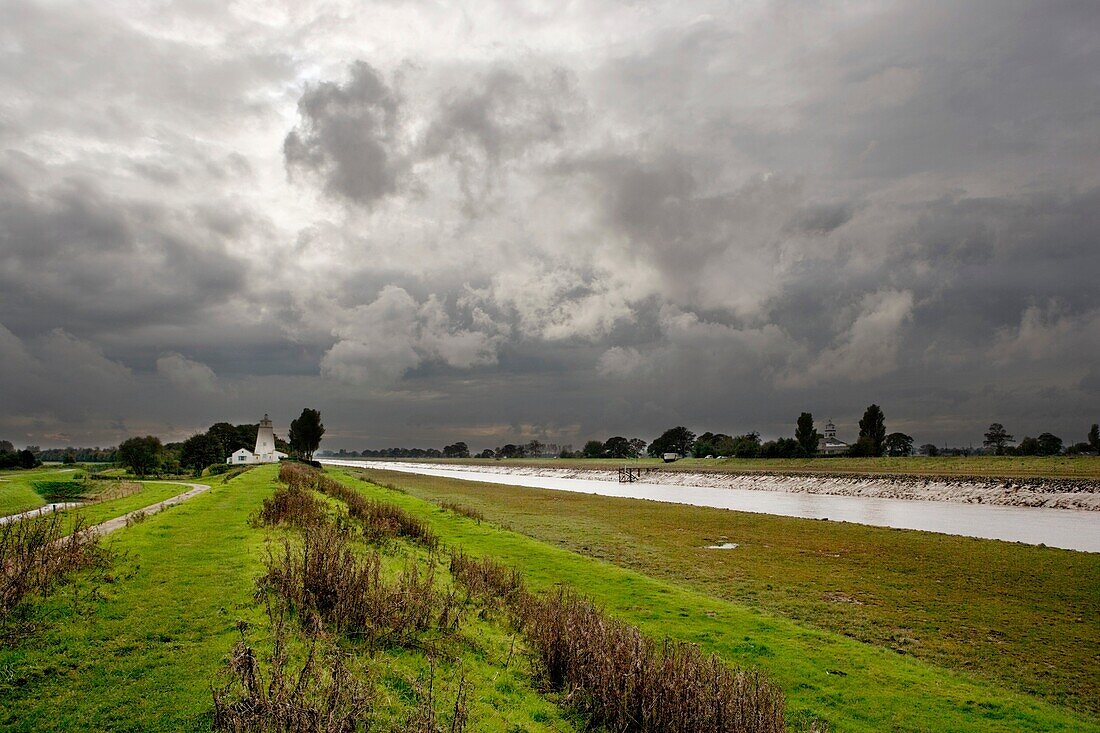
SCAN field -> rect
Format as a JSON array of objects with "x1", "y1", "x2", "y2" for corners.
[
  {"x1": 343, "y1": 467, "x2": 1100, "y2": 716},
  {"x1": 378, "y1": 455, "x2": 1100, "y2": 480},
  {"x1": 2, "y1": 464, "x2": 1096, "y2": 732}
]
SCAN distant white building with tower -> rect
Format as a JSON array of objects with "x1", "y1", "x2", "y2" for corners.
[
  {"x1": 227, "y1": 414, "x2": 288, "y2": 464},
  {"x1": 818, "y1": 419, "x2": 850, "y2": 455}
]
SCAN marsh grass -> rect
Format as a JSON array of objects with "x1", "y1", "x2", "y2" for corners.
[
  {"x1": 439, "y1": 503, "x2": 484, "y2": 524},
  {"x1": 256, "y1": 485, "x2": 328, "y2": 529},
  {"x1": 212, "y1": 598, "x2": 373, "y2": 732},
  {"x1": 280, "y1": 463, "x2": 438, "y2": 549},
  {"x1": 447, "y1": 550, "x2": 796, "y2": 733},
  {"x1": 260, "y1": 524, "x2": 457, "y2": 651}
]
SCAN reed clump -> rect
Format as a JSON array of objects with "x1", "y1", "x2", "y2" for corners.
[
  {"x1": 212, "y1": 601, "x2": 373, "y2": 732},
  {"x1": 260, "y1": 525, "x2": 456, "y2": 650},
  {"x1": 1, "y1": 513, "x2": 108, "y2": 618},
  {"x1": 449, "y1": 551, "x2": 524, "y2": 605},
  {"x1": 439, "y1": 503, "x2": 484, "y2": 524},
  {"x1": 516, "y1": 587, "x2": 789, "y2": 733},
  {"x1": 278, "y1": 463, "x2": 438, "y2": 549},
  {"x1": 446, "y1": 550, "x2": 799, "y2": 733},
  {"x1": 256, "y1": 485, "x2": 328, "y2": 529}
]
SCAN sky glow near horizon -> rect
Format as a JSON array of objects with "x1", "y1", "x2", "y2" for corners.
[{"x1": 1, "y1": 0, "x2": 1098, "y2": 450}]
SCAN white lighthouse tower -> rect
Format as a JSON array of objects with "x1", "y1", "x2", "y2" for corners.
[
  {"x1": 227, "y1": 414, "x2": 287, "y2": 465},
  {"x1": 254, "y1": 414, "x2": 276, "y2": 462}
]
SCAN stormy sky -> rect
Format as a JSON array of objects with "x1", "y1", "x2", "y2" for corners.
[{"x1": 1, "y1": 0, "x2": 1098, "y2": 450}]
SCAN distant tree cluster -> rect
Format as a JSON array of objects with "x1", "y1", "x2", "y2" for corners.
[{"x1": 0, "y1": 441, "x2": 40, "y2": 470}]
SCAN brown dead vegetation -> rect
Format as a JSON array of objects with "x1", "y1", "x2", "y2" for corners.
[
  {"x1": 212, "y1": 599, "x2": 373, "y2": 732},
  {"x1": 1, "y1": 513, "x2": 108, "y2": 619},
  {"x1": 260, "y1": 524, "x2": 457, "y2": 651}
]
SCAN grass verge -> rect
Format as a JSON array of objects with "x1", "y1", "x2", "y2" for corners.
[{"x1": 331, "y1": 467, "x2": 1099, "y2": 732}]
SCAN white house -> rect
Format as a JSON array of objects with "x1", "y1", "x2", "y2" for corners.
[
  {"x1": 818, "y1": 420, "x2": 850, "y2": 455},
  {"x1": 226, "y1": 414, "x2": 288, "y2": 465}
]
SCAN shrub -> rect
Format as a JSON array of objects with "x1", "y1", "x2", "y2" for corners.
[{"x1": 1, "y1": 514, "x2": 108, "y2": 618}]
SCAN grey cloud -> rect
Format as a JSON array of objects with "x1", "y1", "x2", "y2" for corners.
[
  {"x1": 284, "y1": 61, "x2": 405, "y2": 205},
  {"x1": 2, "y1": 0, "x2": 1099, "y2": 450}
]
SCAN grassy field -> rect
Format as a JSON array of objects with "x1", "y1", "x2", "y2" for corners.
[
  {"x1": 330, "y1": 468, "x2": 1097, "y2": 732},
  {"x1": 342, "y1": 467, "x2": 1100, "y2": 717},
  {"x1": 3, "y1": 464, "x2": 1096, "y2": 731},
  {"x1": 0, "y1": 466, "x2": 579, "y2": 732},
  {"x1": 378, "y1": 455, "x2": 1100, "y2": 479}
]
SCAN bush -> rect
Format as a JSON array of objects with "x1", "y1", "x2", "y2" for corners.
[
  {"x1": 440, "y1": 502, "x2": 484, "y2": 524},
  {"x1": 449, "y1": 551, "x2": 524, "y2": 605}
]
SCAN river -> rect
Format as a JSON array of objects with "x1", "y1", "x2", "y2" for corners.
[{"x1": 321, "y1": 460, "x2": 1100, "y2": 552}]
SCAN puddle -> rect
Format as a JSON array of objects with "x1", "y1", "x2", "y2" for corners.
[{"x1": 705, "y1": 542, "x2": 739, "y2": 549}]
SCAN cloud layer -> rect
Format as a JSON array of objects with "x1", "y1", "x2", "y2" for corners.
[{"x1": 1, "y1": 0, "x2": 1098, "y2": 449}]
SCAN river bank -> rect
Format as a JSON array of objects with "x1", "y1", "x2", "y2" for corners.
[{"x1": 359, "y1": 460, "x2": 1100, "y2": 510}]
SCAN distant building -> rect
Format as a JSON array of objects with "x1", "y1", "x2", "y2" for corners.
[
  {"x1": 227, "y1": 414, "x2": 288, "y2": 464},
  {"x1": 818, "y1": 420, "x2": 849, "y2": 455}
]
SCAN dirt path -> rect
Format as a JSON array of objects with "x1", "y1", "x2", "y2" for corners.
[
  {"x1": 88, "y1": 481, "x2": 210, "y2": 536},
  {"x1": 0, "y1": 502, "x2": 84, "y2": 525}
]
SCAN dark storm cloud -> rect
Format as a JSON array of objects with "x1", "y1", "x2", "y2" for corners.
[
  {"x1": 284, "y1": 61, "x2": 405, "y2": 206},
  {"x1": 1, "y1": 0, "x2": 1098, "y2": 449},
  {"x1": 0, "y1": 161, "x2": 248, "y2": 336}
]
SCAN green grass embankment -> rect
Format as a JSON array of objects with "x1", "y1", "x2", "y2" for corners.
[
  {"x1": 0, "y1": 466, "x2": 578, "y2": 732},
  {"x1": 331, "y1": 467, "x2": 1099, "y2": 732},
  {"x1": 341, "y1": 467, "x2": 1100, "y2": 715}
]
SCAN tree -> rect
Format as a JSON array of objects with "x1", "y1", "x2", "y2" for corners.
[
  {"x1": 884, "y1": 432, "x2": 914, "y2": 457},
  {"x1": 207, "y1": 422, "x2": 258, "y2": 456},
  {"x1": 760, "y1": 438, "x2": 806, "y2": 459},
  {"x1": 647, "y1": 427, "x2": 696, "y2": 457},
  {"x1": 180, "y1": 433, "x2": 224, "y2": 474},
  {"x1": 18, "y1": 449, "x2": 38, "y2": 469},
  {"x1": 1015, "y1": 436, "x2": 1040, "y2": 456},
  {"x1": 289, "y1": 408, "x2": 325, "y2": 461},
  {"x1": 581, "y1": 440, "x2": 605, "y2": 458},
  {"x1": 0, "y1": 440, "x2": 13, "y2": 453},
  {"x1": 603, "y1": 436, "x2": 635, "y2": 459},
  {"x1": 443, "y1": 442, "x2": 470, "y2": 458},
  {"x1": 477, "y1": 448, "x2": 495, "y2": 459},
  {"x1": 525, "y1": 440, "x2": 544, "y2": 458},
  {"x1": 795, "y1": 413, "x2": 818, "y2": 456},
  {"x1": 982, "y1": 423, "x2": 1015, "y2": 455},
  {"x1": 117, "y1": 436, "x2": 163, "y2": 477},
  {"x1": 1036, "y1": 432, "x2": 1063, "y2": 456},
  {"x1": 730, "y1": 432, "x2": 762, "y2": 458},
  {"x1": 857, "y1": 404, "x2": 887, "y2": 457},
  {"x1": 919, "y1": 443, "x2": 939, "y2": 457},
  {"x1": 1089, "y1": 424, "x2": 1100, "y2": 454},
  {"x1": 628, "y1": 438, "x2": 647, "y2": 457}
]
